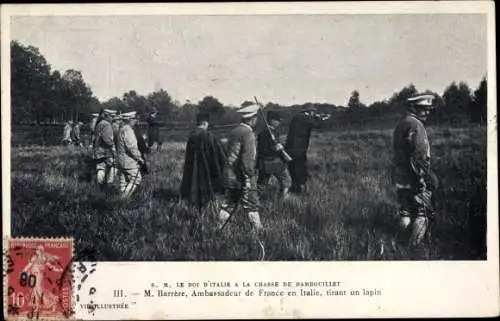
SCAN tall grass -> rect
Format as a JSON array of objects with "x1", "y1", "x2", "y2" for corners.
[{"x1": 10, "y1": 125, "x2": 486, "y2": 261}]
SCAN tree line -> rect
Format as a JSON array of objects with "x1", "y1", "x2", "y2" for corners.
[{"x1": 11, "y1": 40, "x2": 487, "y2": 127}]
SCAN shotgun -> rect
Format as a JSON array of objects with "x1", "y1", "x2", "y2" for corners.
[{"x1": 253, "y1": 97, "x2": 292, "y2": 163}]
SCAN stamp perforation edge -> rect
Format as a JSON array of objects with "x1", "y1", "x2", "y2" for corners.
[{"x1": 3, "y1": 237, "x2": 75, "y2": 321}]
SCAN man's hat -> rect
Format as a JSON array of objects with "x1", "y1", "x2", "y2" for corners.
[
  {"x1": 407, "y1": 94, "x2": 435, "y2": 108},
  {"x1": 120, "y1": 111, "x2": 137, "y2": 120},
  {"x1": 196, "y1": 112, "x2": 210, "y2": 124},
  {"x1": 237, "y1": 103, "x2": 260, "y2": 119},
  {"x1": 103, "y1": 109, "x2": 118, "y2": 116}
]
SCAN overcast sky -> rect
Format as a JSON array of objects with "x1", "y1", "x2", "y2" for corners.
[{"x1": 10, "y1": 14, "x2": 487, "y2": 106}]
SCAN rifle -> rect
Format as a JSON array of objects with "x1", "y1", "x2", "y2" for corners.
[{"x1": 253, "y1": 97, "x2": 293, "y2": 163}]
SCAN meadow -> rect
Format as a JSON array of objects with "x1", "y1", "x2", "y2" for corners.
[{"x1": 10, "y1": 124, "x2": 487, "y2": 261}]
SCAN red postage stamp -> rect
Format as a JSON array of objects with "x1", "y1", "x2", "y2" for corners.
[{"x1": 4, "y1": 238, "x2": 74, "y2": 320}]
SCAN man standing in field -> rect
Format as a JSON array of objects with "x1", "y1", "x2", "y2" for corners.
[
  {"x1": 392, "y1": 94, "x2": 438, "y2": 248},
  {"x1": 285, "y1": 107, "x2": 330, "y2": 194},
  {"x1": 92, "y1": 109, "x2": 117, "y2": 190},
  {"x1": 180, "y1": 112, "x2": 227, "y2": 210},
  {"x1": 71, "y1": 121, "x2": 83, "y2": 147},
  {"x1": 147, "y1": 109, "x2": 163, "y2": 152},
  {"x1": 88, "y1": 112, "x2": 100, "y2": 148},
  {"x1": 218, "y1": 104, "x2": 262, "y2": 231},
  {"x1": 256, "y1": 111, "x2": 292, "y2": 199},
  {"x1": 62, "y1": 120, "x2": 73, "y2": 145},
  {"x1": 116, "y1": 111, "x2": 146, "y2": 199}
]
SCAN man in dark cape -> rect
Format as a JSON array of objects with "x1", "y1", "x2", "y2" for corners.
[{"x1": 180, "y1": 113, "x2": 227, "y2": 209}]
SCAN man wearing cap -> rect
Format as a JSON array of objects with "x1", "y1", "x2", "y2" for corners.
[
  {"x1": 88, "y1": 112, "x2": 100, "y2": 148},
  {"x1": 147, "y1": 110, "x2": 163, "y2": 152},
  {"x1": 62, "y1": 120, "x2": 73, "y2": 145},
  {"x1": 285, "y1": 107, "x2": 330, "y2": 194},
  {"x1": 116, "y1": 111, "x2": 145, "y2": 198},
  {"x1": 180, "y1": 112, "x2": 227, "y2": 209},
  {"x1": 92, "y1": 109, "x2": 117, "y2": 189},
  {"x1": 256, "y1": 111, "x2": 292, "y2": 199},
  {"x1": 219, "y1": 103, "x2": 263, "y2": 231},
  {"x1": 393, "y1": 94, "x2": 438, "y2": 248},
  {"x1": 71, "y1": 121, "x2": 83, "y2": 147}
]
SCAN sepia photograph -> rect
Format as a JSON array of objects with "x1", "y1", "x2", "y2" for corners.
[{"x1": 4, "y1": 7, "x2": 491, "y2": 263}]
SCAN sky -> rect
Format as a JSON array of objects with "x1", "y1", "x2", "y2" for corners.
[{"x1": 10, "y1": 14, "x2": 487, "y2": 107}]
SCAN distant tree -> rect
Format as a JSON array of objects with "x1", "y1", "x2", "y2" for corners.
[
  {"x1": 471, "y1": 77, "x2": 487, "y2": 123},
  {"x1": 61, "y1": 69, "x2": 93, "y2": 121},
  {"x1": 147, "y1": 89, "x2": 175, "y2": 117},
  {"x1": 442, "y1": 81, "x2": 472, "y2": 114},
  {"x1": 11, "y1": 40, "x2": 53, "y2": 123},
  {"x1": 389, "y1": 84, "x2": 418, "y2": 106},
  {"x1": 102, "y1": 97, "x2": 127, "y2": 112},
  {"x1": 198, "y1": 96, "x2": 225, "y2": 115}
]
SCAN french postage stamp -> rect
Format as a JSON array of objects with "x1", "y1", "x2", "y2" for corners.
[{"x1": 4, "y1": 238, "x2": 74, "y2": 320}]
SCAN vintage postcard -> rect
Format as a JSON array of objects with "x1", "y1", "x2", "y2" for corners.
[{"x1": 2, "y1": 1, "x2": 498, "y2": 319}]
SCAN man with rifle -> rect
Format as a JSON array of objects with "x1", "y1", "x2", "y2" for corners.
[
  {"x1": 392, "y1": 94, "x2": 438, "y2": 249},
  {"x1": 285, "y1": 106, "x2": 330, "y2": 194},
  {"x1": 256, "y1": 110, "x2": 292, "y2": 199},
  {"x1": 218, "y1": 103, "x2": 262, "y2": 231},
  {"x1": 92, "y1": 109, "x2": 117, "y2": 190}
]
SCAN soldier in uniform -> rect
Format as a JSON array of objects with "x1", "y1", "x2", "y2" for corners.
[
  {"x1": 92, "y1": 109, "x2": 117, "y2": 189},
  {"x1": 284, "y1": 107, "x2": 330, "y2": 193},
  {"x1": 88, "y1": 112, "x2": 100, "y2": 148},
  {"x1": 393, "y1": 94, "x2": 438, "y2": 248},
  {"x1": 218, "y1": 104, "x2": 262, "y2": 231},
  {"x1": 71, "y1": 121, "x2": 83, "y2": 147},
  {"x1": 116, "y1": 111, "x2": 145, "y2": 199},
  {"x1": 62, "y1": 120, "x2": 73, "y2": 145},
  {"x1": 256, "y1": 111, "x2": 292, "y2": 199}
]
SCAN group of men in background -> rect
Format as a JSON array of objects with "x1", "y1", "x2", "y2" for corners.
[
  {"x1": 61, "y1": 120, "x2": 84, "y2": 146},
  {"x1": 91, "y1": 109, "x2": 149, "y2": 198},
  {"x1": 78, "y1": 93, "x2": 437, "y2": 249}
]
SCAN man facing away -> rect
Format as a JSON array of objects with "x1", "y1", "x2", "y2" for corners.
[
  {"x1": 62, "y1": 120, "x2": 73, "y2": 145},
  {"x1": 180, "y1": 112, "x2": 227, "y2": 210},
  {"x1": 71, "y1": 121, "x2": 83, "y2": 147},
  {"x1": 92, "y1": 109, "x2": 117, "y2": 189},
  {"x1": 256, "y1": 111, "x2": 292, "y2": 199},
  {"x1": 147, "y1": 109, "x2": 163, "y2": 152},
  {"x1": 284, "y1": 107, "x2": 330, "y2": 194},
  {"x1": 393, "y1": 94, "x2": 438, "y2": 248},
  {"x1": 116, "y1": 111, "x2": 145, "y2": 199},
  {"x1": 218, "y1": 103, "x2": 262, "y2": 231}
]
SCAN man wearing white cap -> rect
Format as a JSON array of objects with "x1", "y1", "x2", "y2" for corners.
[
  {"x1": 92, "y1": 109, "x2": 117, "y2": 189},
  {"x1": 116, "y1": 111, "x2": 145, "y2": 198},
  {"x1": 219, "y1": 103, "x2": 263, "y2": 231},
  {"x1": 393, "y1": 94, "x2": 438, "y2": 249}
]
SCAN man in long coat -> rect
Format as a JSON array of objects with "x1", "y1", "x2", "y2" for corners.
[
  {"x1": 180, "y1": 112, "x2": 226, "y2": 210},
  {"x1": 92, "y1": 109, "x2": 117, "y2": 189},
  {"x1": 393, "y1": 94, "x2": 438, "y2": 247},
  {"x1": 284, "y1": 108, "x2": 330, "y2": 193},
  {"x1": 218, "y1": 104, "x2": 262, "y2": 231}
]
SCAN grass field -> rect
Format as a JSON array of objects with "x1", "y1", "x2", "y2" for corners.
[{"x1": 10, "y1": 124, "x2": 487, "y2": 261}]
